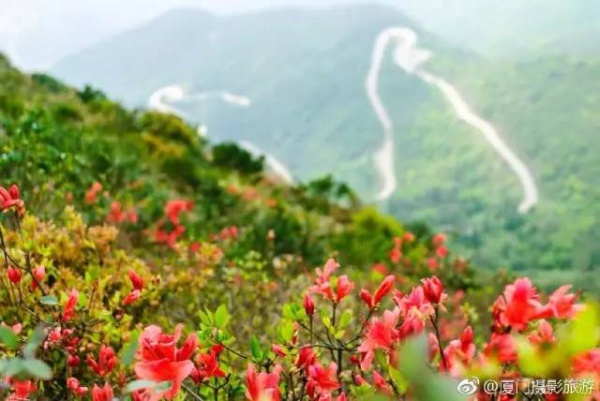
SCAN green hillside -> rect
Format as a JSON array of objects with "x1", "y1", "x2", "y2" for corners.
[
  {"x1": 49, "y1": 5, "x2": 600, "y2": 286},
  {"x1": 4, "y1": 51, "x2": 469, "y2": 277},
  {"x1": 433, "y1": 56, "x2": 600, "y2": 269},
  {"x1": 51, "y1": 6, "x2": 423, "y2": 190}
]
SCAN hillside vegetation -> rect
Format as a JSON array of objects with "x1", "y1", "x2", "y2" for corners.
[
  {"x1": 49, "y1": 5, "x2": 600, "y2": 284},
  {"x1": 1, "y1": 53, "x2": 600, "y2": 401},
  {"x1": 1, "y1": 47, "x2": 600, "y2": 401}
]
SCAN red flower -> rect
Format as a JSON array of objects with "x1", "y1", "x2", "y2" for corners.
[
  {"x1": 313, "y1": 258, "x2": 338, "y2": 285},
  {"x1": 307, "y1": 362, "x2": 340, "y2": 396},
  {"x1": 45, "y1": 326, "x2": 64, "y2": 348},
  {"x1": 31, "y1": 265, "x2": 46, "y2": 290},
  {"x1": 492, "y1": 278, "x2": 544, "y2": 331},
  {"x1": 245, "y1": 363, "x2": 282, "y2": 401},
  {"x1": 7, "y1": 267, "x2": 21, "y2": 284},
  {"x1": 335, "y1": 275, "x2": 354, "y2": 303},
  {"x1": 107, "y1": 201, "x2": 125, "y2": 223},
  {"x1": 67, "y1": 377, "x2": 88, "y2": 396},
  {"x1": 7, "y1": 379, "x2": 35, "y2": 401},
  {"x1": 271, "y1": 344, "x2": 287, "y2": 357},
  {"x1": 309, "y1": 259, "x2": 354, "y2": 303},
  {"x1": 357, "y1": 309, "x2": 400, "y2": 370},
  {"x1": 360, "y1": 290, "x2": 373, "y2": 309},
  {"x1": 354, "y1": 374, "x2": 368, "y2": 386},
  {"x1": 528, "y1": 320, "x2": 555, "y2": 345},
  {"x1": 62, "y1": 289, "x2": 79, "y2": 322},
  {"x1": 435, "y1": 246, "x2": 448, "y2": 259},
  {"x1": 483, "y1": 333, "x2": 517, "y2": 364},
  {"x1": 372, "y1": 263, "x2": 388, "y2": 276},
  {"x1": 443, "y1": 326, "x2": 476, "y2": 374},
  {"x1": 219, "y1": 225, "x2": 239, "y2": 241},
  {"x1": 91, "y1": 383, "x2": 113, "y2": 401},
  {"x1": 360, "y1": 275, "x2": 395, "y2": 309},
  {"x1": 395, "y1": 286, "x2": 435, "y2": 318},
  {"x1": 129, "y1": 269, "x2": 144, "y2": 290},
  {"x1": 421, "y1": 276, "x2": 445, "y2": 304},
  {"x1": 426, "y1": 257, "x2": 438, "y2": 271},
  {"x1": 537, "y1": 285, "x2": 582, "y2": 319},
  {"x1": 67, "y1": 354, "x2": 81, "y2": 367},
  {"x1": 126, "y1": 208, "x2": 138, "y2": 224},
  {"x1": 432, "y1": 233, "x2": 446, "y2": 247},
  {"x1": 191, "y1": 350, "x2": 226, "y2": 384},
  {"x1": 428, "y1": 332, "x2": 439, "y2": 362},
  {"x1": 85, "y1": 182, "x2": 103, "y2": 204},
  {"x1": 87, "y1": 345, "x2": 117, "y2": 377},
  {"x1": 123, "y1": 290, "x2": 142, "y2": 306},
  {"x1": 295, "y1": 347, "x2": 316, "y2": 370},
  {"x1": 134, "y1": 325, "x2": 197, "y2": 400},
  {"x1": 373, "y1": 370, "x2": 392, "y2": 395},
  {"x1": 0, "y1": 184, "x2": 25, "y2": 215},
  {"x1": 164, "y1": 199, "x2": 193, "y2": 226},
  {"x1": 303, "y1": 294, "x2": 315, "y2": 316},
  {"x1": 155, "y1": 223, "x2": 186, "y2": 248},
  {"x1": 572, "y1": 349, "x2": 600, "y2": 375},
  {"x1": 389, "y1": 248, "x2": 402, "y2": 264}
]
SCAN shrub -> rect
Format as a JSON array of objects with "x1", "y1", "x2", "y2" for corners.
[{"x1": 0, "y1": 184, "x2": 598, "y2": 400}]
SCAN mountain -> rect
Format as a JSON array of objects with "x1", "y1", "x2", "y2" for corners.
[
  {"x1": 49, "y1": 4, "x2": 600, "y2": 287},
  {"x1": 393, "y1": 0, "x2": 600, "y2": 58},
  {"x1": 52, "y1": 5, "x2": 439, "y2": 189},
  {"x1": 0, "y1": 51, "x2": 396, "y2": 271}
]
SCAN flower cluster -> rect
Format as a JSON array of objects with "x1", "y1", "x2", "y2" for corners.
[
  {"x1": 0, "y1": 184, "x2": 598, "y2": 401},
  {"x1": 155, "y1": 199, "x2": 194, "y2": 247}
]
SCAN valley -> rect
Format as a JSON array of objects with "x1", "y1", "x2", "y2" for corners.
[{"x1": 47, "y1": 4, "x2": 600, "y2": 282}]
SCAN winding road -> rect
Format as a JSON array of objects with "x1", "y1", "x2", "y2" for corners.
[
  {"x1": 366, "y1": 27, "x2": 539, "y2": 213},
  {"x1": 148, "y1": 85, "x2": 294, "y2": 184}
]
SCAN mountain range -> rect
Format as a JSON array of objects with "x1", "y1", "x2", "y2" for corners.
[{"x1": 48, "y1": 3, "x2": 600, "y2": 287}]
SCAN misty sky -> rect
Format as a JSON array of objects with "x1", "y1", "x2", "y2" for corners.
[
  {"x1": 0, "y1": 0, "x2": 370, "y2": 70},
  {"x1": 2, "y1": 0, "x2": 592, "y2": 71}
]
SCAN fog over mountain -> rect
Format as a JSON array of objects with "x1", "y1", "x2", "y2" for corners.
[
  {"x1": 0, "y1": 0, "x2": 359, "y2": 70},
  {"x1": 43, "y1": 1, "x2": 600, "y2": 279},
  {"x1": 3, "y1": 0, "x2": 599, "y2": 70}
]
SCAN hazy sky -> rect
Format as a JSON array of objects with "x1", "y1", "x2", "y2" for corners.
[
  {"x1": 0, "y1": 0, "x2": 372, "y2": 69},
  {"x1": 3, "y1": 0, "x2": 590, "y2": 70}
]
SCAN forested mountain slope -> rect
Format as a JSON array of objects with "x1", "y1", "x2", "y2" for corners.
[{"x1": 49, "y1": 5, "x2": 600, "y2": 285}]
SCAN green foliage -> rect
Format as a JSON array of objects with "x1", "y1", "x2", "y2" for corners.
[
  {"x1": 212, "y1": 142, "x2": 265, "y2": 175},
  {"x1": 46, "y1": 5, "x2": 600, "y2": 288}
]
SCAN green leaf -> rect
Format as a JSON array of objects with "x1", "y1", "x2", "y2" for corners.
[
  {"x1": 154, "y1": 381, "x2": 173, "y2": 391},
  {"x1": 214, "y1": 305, "x2": 230, "y2": 329},
  {"x1": 125, "y1": 379, "x2": 173, "y2": 393},
  {"x1": 338, "y1": 310, "x2": 353, "y2": 329},
  {"x1": 125, "y1": 380, "x2": 158, "y2": 393},
  {"x1": 198, "y1": 309, "x2": 212, "y2": 327},
  {"x1": 39, "y1": 295, "x2": 59, "y2": 306},
  {"x1": 388, "y1": 365, "x2": 408, "y2": 394},
  {"x1": 567, "y1": 304, "x2": 599, "y2": 355},
  {"x1": 279, "y1": 321, "x2": 294, "y2": 343},
  {"x1": 120, "y1": 335, "x2": 139, "y2": 366},
  {"x1": 282, "y1": 304, "x2": 294, "y2": 320},
  {"x1": 0, "y1": 357, "x2": 24, "y2": 377},
  {"x1": 250, "y1": 336, "x2": 263, "y2": 360},
  {"x1": 23, "y1": 359, "x2": 53, "y2": 380},
  {"x1": 321, "y1": 315, "x2": 334, "y2": 334},
  {"x1": 23, "y1": 326, "x2": 46, "y2": 360},
  {"x1": 517, "y1": 337, "x2": 548, "y2": 376},
  {"x1": 0, "y1": 326, "x2": 18, "y2": 350},
  {"x1": 399, "y1": 335, "x2": 468, "y2": 401}
]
